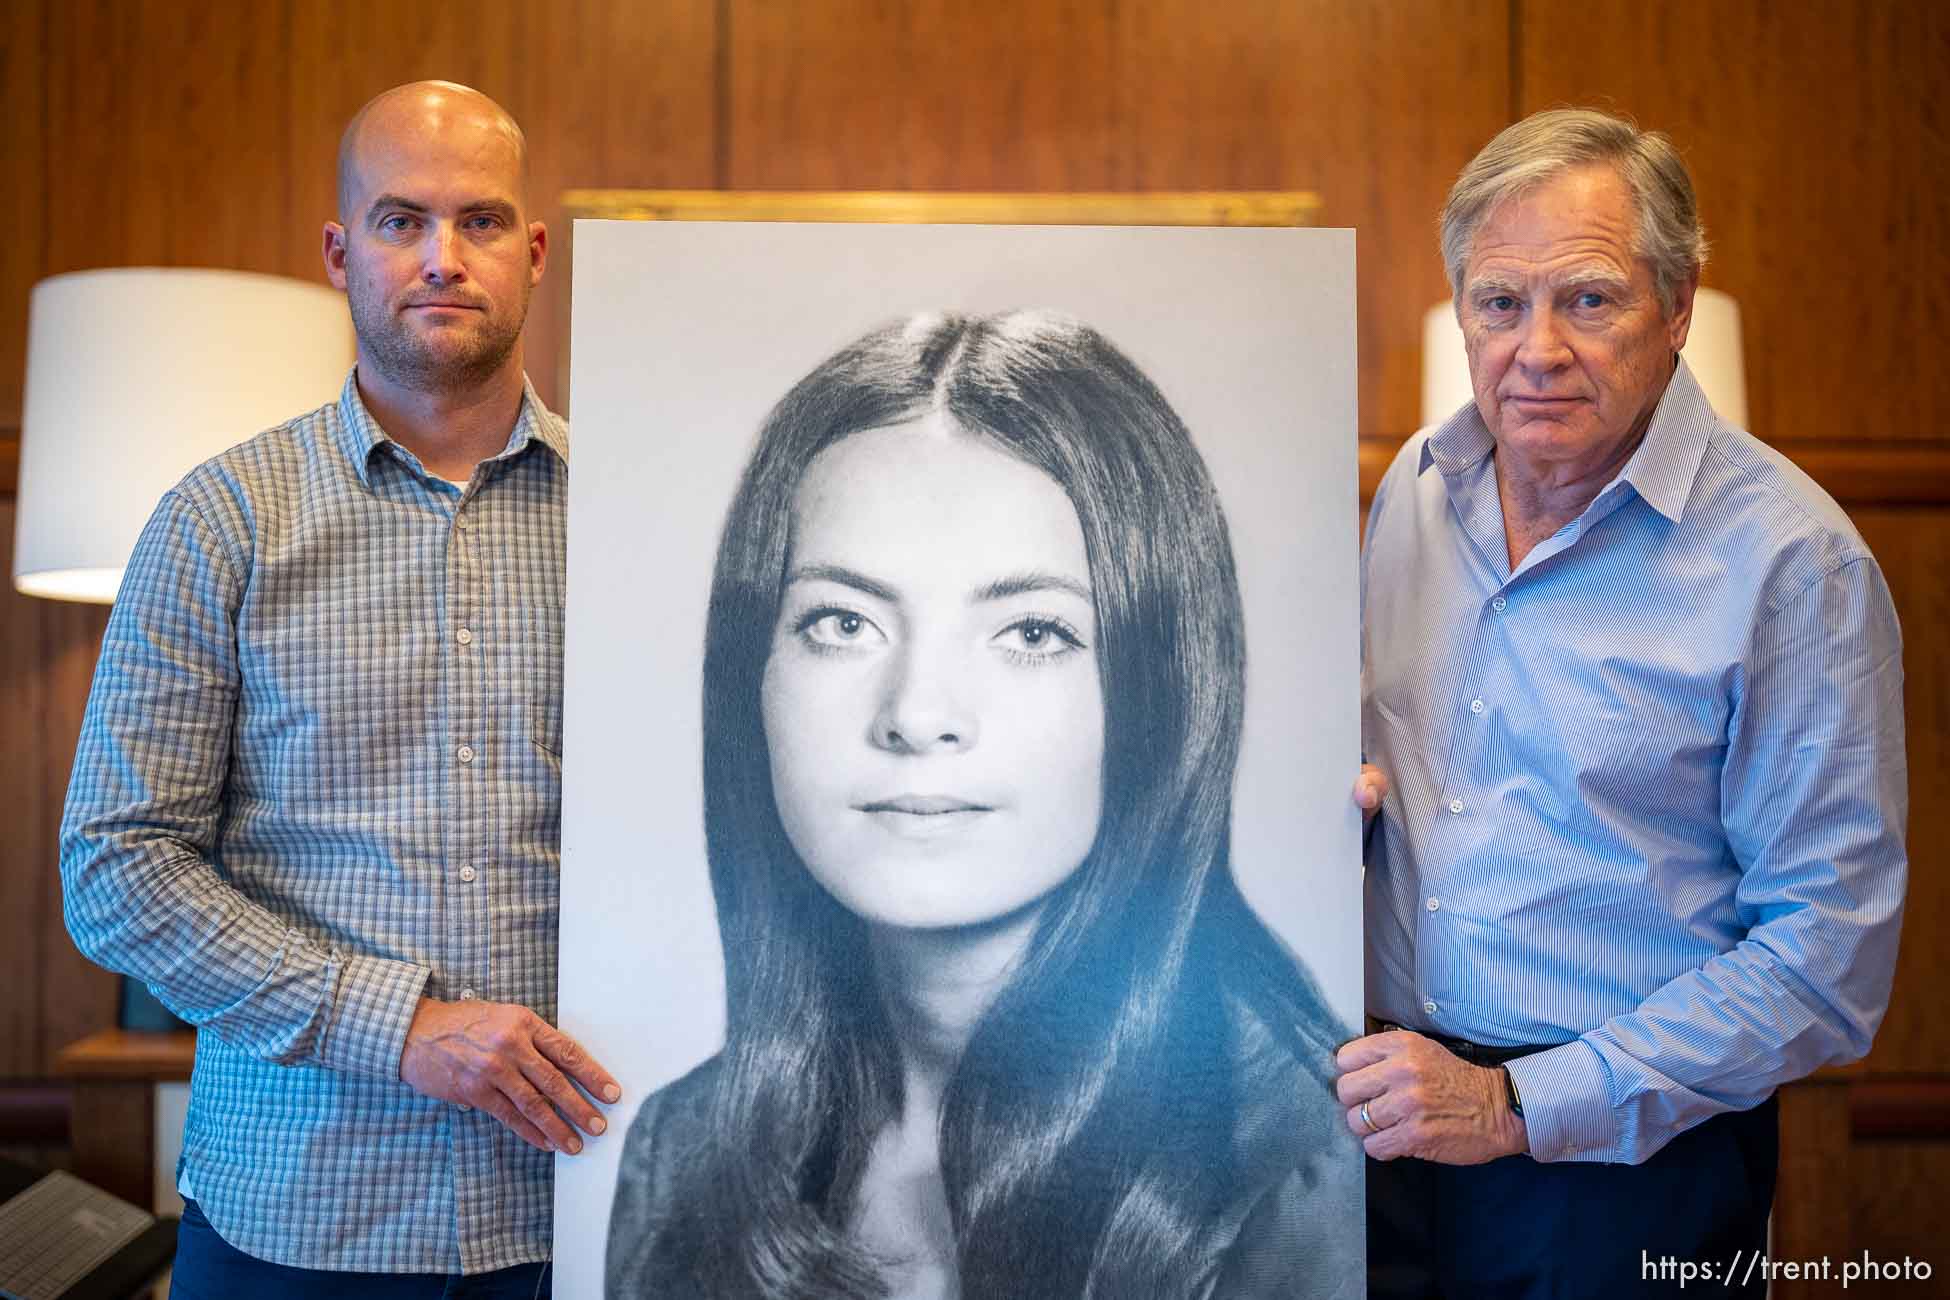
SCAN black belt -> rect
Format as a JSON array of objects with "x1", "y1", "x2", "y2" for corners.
[{"x1": 1366, "y1": 1017, "x2": 1557, "y2": 1067}]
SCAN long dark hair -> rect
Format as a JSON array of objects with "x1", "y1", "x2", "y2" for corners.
[{"x1": 663, "y1": 310, "x2": 1343, "y2": 1297}]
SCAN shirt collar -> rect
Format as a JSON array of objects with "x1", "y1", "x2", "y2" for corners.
[
  {"x1": 1419, "y1": 397, "x2": 1496, "y2": 478},
  {"x1": 332, "y1": 367, "x2": 568, "y2": 490},
  {"x1": 1612, "y1": 357, "x2": 1715, "y2": 523},
  {"x1": 1416, "y1": 355, "x2": 1718, "y2": 525}
]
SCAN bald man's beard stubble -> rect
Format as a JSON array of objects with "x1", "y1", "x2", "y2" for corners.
[{"x1": 345, "y1": 251, "x2": 531, "y2": 393}]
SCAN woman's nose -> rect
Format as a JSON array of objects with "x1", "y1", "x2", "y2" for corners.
[{"x1": 871, "y1": 640, "x2": 978, "y2": 754}]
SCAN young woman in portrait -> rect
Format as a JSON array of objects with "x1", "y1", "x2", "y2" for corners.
[{"x1": 605, "y1": 310, "x2": 1359, "y2": 1300}]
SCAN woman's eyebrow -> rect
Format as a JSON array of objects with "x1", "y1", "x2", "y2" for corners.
[
  {"x1": 784, "y1": 563, "x2": 898, "y2": 602},
  {"x1": 974, "y1": 571, "x2": 1093, "y2": 604}
]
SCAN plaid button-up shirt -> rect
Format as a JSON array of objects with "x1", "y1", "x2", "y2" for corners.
[{"x1": 61, "y1": 371, "x2": 568, "y2": 1274}]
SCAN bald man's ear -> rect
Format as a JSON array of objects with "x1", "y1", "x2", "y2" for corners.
[
  {"x1": 528, "y1": 221, "x2": 548, "y2": 286},
  {"x1": 323, "y1": 221, "x2": 350, "y2": 290}
]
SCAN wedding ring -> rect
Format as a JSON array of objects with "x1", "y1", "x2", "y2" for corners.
[{"x1": 1359, "y1": 1101, "x2": 1380, "y2": 1134}]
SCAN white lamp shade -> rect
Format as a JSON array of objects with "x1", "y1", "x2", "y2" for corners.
[
  {"x1": 14, "y1": 268, "x2": 354, "y2": 602},
  {"x1": 1420, "y1": 286, "x2": 1748, "y2": 430}
]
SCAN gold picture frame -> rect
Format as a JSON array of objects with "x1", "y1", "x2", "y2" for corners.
[{"x1": 562, "y1": 189, "x2": 1321, "y2": 227}]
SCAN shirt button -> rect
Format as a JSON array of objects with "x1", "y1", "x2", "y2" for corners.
[
  {"x1": 1448, "y1": 798, "x2": 1465, "y2": 814},
  {"x1": 1424, "y1": 1000, "x2": 1439, "y2": 1016},
  {"x1": 459, "y1": 865, "x2": 478, "y2": 883},
  {"x1": 1469, "y1": 698, "x2": 1484, "y2": 715},
  {"x1": 456, "y1": 627, "x2": 474, "y2": 646},
  {"x1": 1491, "y1": 595, "x2": 1507, "y2": 612},
  {"x1": 1427, "y1": 897, "x2": 1441, "y2": 912},
  {"x1": 457, "y1": 744, "x2": 475, "y2": 764}
]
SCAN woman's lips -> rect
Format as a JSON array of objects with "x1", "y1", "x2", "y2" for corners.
[
  {"x1": 856, "y1": 795, "x2": 995, "y2": 838},
  {"x1": 858, "y1": 794, "x2": 992, "y2": 815}
]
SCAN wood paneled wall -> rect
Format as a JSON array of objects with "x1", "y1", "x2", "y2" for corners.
[
  {"x1": 1, "y1": 0, "x2": 1945, "y2": 1278},
  {"x1": 0, "y1": 498, "x2": 108, "y2": 1072}
]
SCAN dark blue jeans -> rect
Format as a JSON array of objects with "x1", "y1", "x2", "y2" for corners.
[
  {"x1": 1367, "y1": 1095, "x2": 1778, "y2": 1299},
  {"x1": 170, "y1": 1199, "x2": 551, "y2": 1299}
]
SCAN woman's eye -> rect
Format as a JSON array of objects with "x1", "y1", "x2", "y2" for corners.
[
  {"x1": 995, "y1": 617, "x2": 1084, "y2": 662},
  {"x1": 796, "y1": 607, "x2": 884, "y2": 650}
]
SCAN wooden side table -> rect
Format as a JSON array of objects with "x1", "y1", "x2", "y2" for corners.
[{"x1": 53, "y1": 1030, "x2": 195, "y2": 1208}]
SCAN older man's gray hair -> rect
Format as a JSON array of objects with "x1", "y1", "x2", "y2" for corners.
[{"x1": 1440, "y1": 108, "x2": 1708, "y2": 316}]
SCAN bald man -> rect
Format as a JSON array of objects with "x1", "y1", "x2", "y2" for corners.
[{"x1": 62, "y1": 82, "x2": 611, "y2": 1298}]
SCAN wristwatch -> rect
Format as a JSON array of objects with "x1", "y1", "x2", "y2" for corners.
[{"x1": 1500, "y1": 1065, "x2": 1525, "y2": 1119}]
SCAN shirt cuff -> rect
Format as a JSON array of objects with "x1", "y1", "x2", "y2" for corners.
[
  {"x1": 317, "y1": 952, "x2": 430, "y2": 1079},
  {"x1": 1506, "y1": 1039, "x2": 1617, "y2": 1163}
]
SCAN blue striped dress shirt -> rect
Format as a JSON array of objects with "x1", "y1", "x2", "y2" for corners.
[
  {"x1": 1361, "y1": 358, "x2": 1907, "y2": 1165},
  {"x1": 60, "y1": 371, "x2": 568, "y2": 1272}
]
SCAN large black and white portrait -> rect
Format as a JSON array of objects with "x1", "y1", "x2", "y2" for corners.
[{"x1": 557, "y1": 221, "x2": 1362, "y2": 1299}]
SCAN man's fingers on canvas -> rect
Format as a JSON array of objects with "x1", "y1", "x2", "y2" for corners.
[
  {"x1": 520, "y1": 1053, "x2": 608, "y2": 1137},
  {"x1": 534, "y1": 1023, "x2": 622, "y2": 1105},
  {"x1": 1345, "y1": 1096, "x2": 1389, "y2": 1139},
  {"x1": 1354, "y1": 763, "x2": 1390, "y2": 812},
  {"x1": 1333, "y1": 1032, "x2": 1400, "y2": 1073},
  {"x1": 1333, "y1": 1061, "x2": 1389, "y2": 1107},
  {"x1": 505, "y1": 1076, "x2": 582, "y2": 1154},
  {"x1": 479, "y1": 1092, "x2": 555, "y2": 1153}
]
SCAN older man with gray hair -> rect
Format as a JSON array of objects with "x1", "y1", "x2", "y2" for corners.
[{"x1": 1340, "y1": 108, "x2": 1906, "y2": 1297}]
